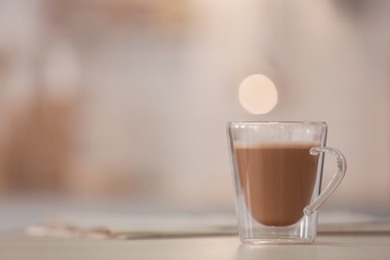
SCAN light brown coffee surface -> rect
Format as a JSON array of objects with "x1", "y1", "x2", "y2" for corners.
[{"x1": 235, "y1": 143, "x2": 319, "y2": 226}]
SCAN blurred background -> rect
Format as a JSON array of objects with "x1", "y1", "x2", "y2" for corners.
[{"x1": 0, "y1": 0, "x2": 390, "y2": 219}]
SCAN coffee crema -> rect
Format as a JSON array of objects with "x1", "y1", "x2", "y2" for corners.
[{"x1": 235, "y1": 143, "x2": 319, "y2": 226}]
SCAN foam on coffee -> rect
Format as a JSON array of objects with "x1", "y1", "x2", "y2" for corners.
[{"x1": 234, "y1": 142, "x2": 320, "y2": 226}]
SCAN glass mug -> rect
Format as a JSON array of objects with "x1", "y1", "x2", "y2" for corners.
[{"x1": 227, "y1": 121, "x2": 346, "y2": 244}]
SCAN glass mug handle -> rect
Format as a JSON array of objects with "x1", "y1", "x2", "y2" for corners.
[{"x1": 304, "y1": 147, "x2": 347, "y2": 216}]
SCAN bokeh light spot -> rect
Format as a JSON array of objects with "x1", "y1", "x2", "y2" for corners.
[{"x1": 239, "y1": 74, "x2": 278, "y2": 114}]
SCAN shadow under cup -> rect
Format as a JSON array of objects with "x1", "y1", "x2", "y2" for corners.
[{"x1": 227, "y1": 122, "x2": 346, "y2": 245}]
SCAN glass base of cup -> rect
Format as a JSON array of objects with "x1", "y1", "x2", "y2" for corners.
[
  {"x1": 238, "y1": 213, "x2": 318, "y2": 245},
  {"x1": 240, "y1": 237, "x2": 315, "y2": 245}
]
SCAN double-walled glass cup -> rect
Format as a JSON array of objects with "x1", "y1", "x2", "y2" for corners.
[{"x1": 227, "y1": 122, "x2": 346, "y2": 244}]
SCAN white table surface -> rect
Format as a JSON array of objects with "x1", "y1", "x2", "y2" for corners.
[
  {"x1": 1, "y1": 232, "x2": 390, "y2": 260},
  {"x1": 2, "y1": 199, "x2": 390, "y2": 259}
]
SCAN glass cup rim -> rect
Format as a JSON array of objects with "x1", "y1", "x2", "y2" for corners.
[{"x1": 227, "y1": 121, "x2": 326, "y2": 126}]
